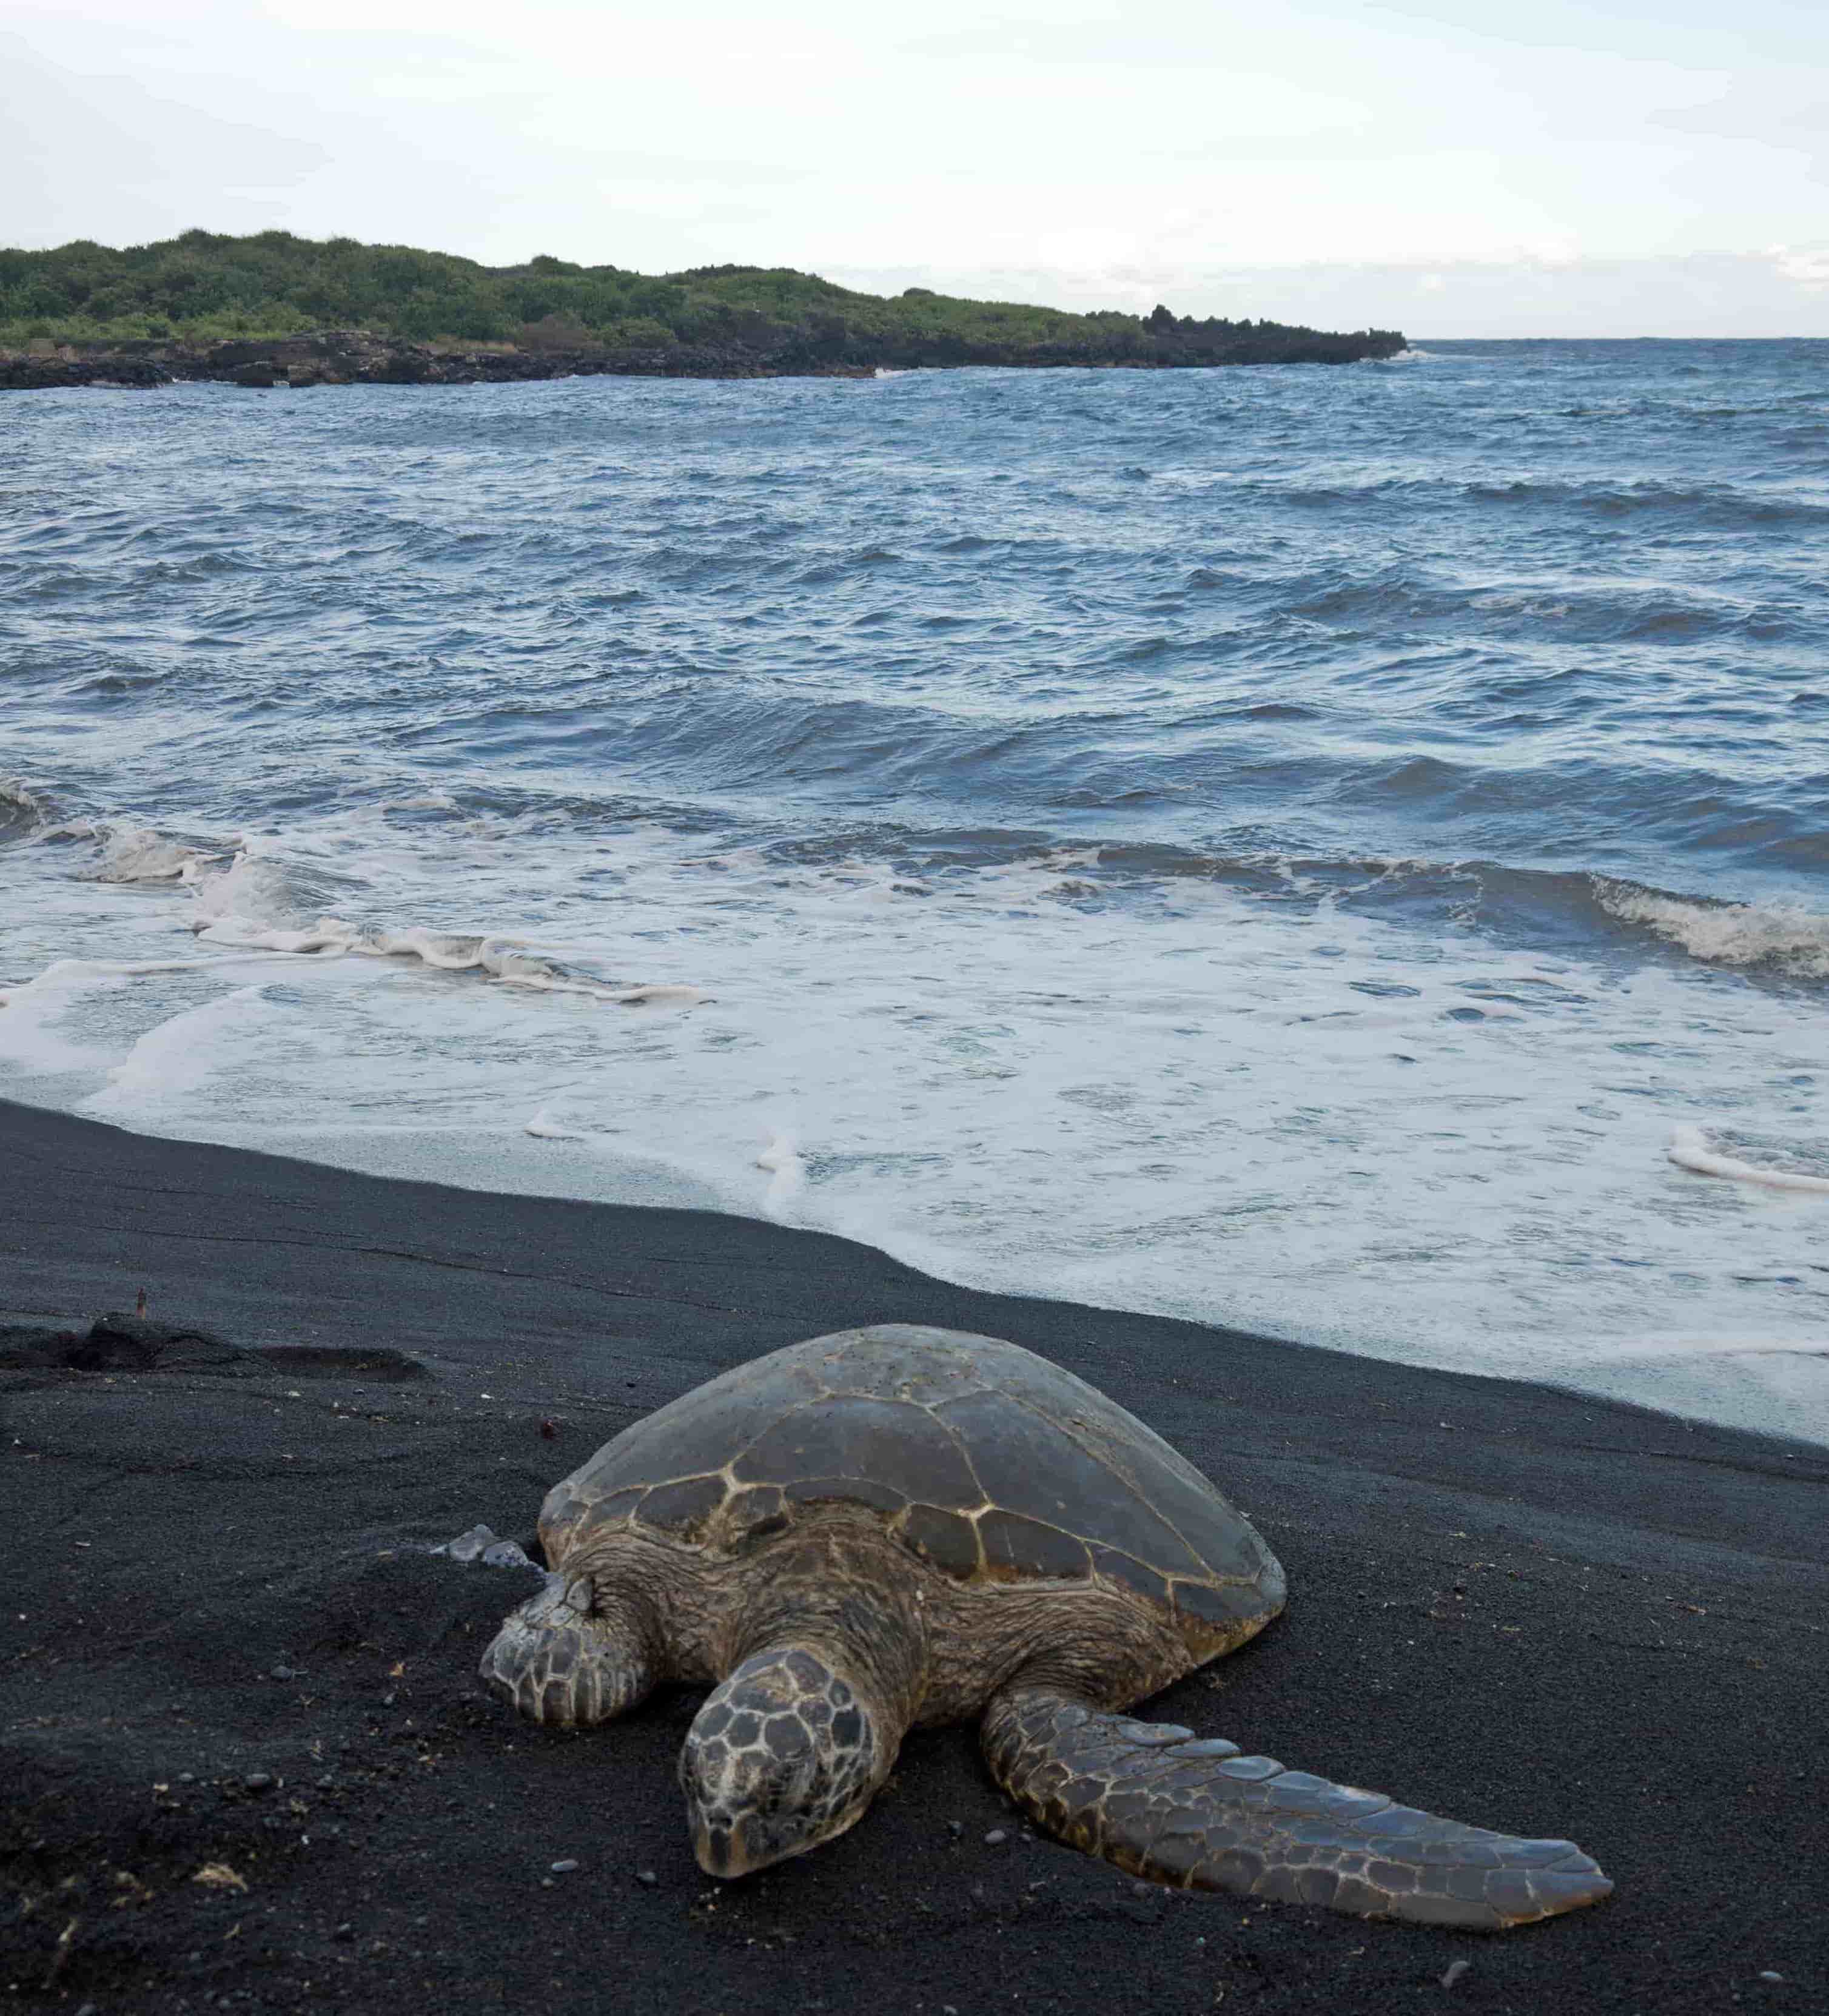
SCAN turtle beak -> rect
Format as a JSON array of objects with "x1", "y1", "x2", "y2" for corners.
[
  {"x1": 692, "y1": 1809, "x2": 786, "y2": 1880},
  {"x1": 693, "y1": 1820, "x2": 746, "y2": 1878}
]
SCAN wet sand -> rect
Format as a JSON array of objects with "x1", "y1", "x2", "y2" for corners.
[{"x1": 3, "y1": 1097, "x2": 1824, "y2": 2012}]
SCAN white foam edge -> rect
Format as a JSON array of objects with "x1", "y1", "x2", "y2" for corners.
[
  {"x1": 525, "y1": 1108, "x2": 587, "y2": 1140},
  {"x1": 193, "y1": 913, "x2": 710, "y2": 1007},
  {"x1": 1668, "y1": 1124, "x2": 1829, "y2": 1195},
  {"x1": 756, "y1": 1128, "x2": 807, "y2": 1219},
  {"x1": 1597, "y1": 879, "x2": 1829, "y2": 978}
]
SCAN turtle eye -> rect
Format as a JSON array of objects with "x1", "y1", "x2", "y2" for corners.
[{"x1": 565, "y1": 1575, "x2": 594, "y2": 1614}]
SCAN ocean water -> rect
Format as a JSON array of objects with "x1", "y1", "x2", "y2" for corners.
[{"x1": 4, "y1": 340, "x2": 1827, "y2": 1440}]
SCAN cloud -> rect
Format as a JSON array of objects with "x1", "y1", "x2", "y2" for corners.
[
  {"x1": 6, "y1": 1, "x2": 1829, "y2": 331},
  {"x1": 1770, "y1": 244, "x2": 1829, "y2": 289}
]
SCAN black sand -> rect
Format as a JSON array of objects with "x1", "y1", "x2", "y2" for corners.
[{"x1": 3, "y1": 1097, "x2": 1824, "y2": 2014}]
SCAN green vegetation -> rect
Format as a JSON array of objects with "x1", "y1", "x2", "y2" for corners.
[{"x1": 0, "y1": 230, "x2": 1401, "y2": 367}]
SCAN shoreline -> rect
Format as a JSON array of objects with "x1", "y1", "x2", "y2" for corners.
[
  {"x1": 0, "y1": 324, "x2": 1407, "y2": 392},
  {"x1": 4, "y1": 1095, "x2": 1825, "y2": 2011},
  {"x1": 8, "y1": 1083, "x2": 1822, "y2": 1451}
]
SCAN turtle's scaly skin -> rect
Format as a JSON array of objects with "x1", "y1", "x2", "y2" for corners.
[
  {"x1": 983, "y1": 1690, "x2": 1612, "y2": 1929},
  {"x1": 482, "y1": 1325, "x2": 1613, "y2": 1926}
]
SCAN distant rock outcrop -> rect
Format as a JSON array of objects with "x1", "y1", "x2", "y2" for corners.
[{"x1": 1, "y1": 320, "x2": 1405, "y2": 394}]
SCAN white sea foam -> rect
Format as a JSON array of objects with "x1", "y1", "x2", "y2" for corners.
[
  {"x1": 1596, "y1": 879, "x2": 1829, "y2": 977},
  {"x1": 82, "y1": 987, "x2": 280, "y2": 1121},
  {"x1": 0, "y1": 959, "x2": 136, "y2": 1074},
  {"x1": 7, "y1": 799, "x2": 1827, "y2": 1443},
  {"x1": 378, "y1": 789, "x2": 460, "y2": 813},
  {"x1": 1668, "y1": 1124, "x2": 1829, "y2": 1195},
  {"x1": 0, "y1": 955, "x2": 232, "y2": 1077},
  {"x1": 146, "y1": 831, "x2": 713, "y2": 1006},
  {"x1": 1572, "y1": 1331, "x2": 1828, "y2": 1363},
  {"x1": 92, "y1": 824, "x2": 218, "y2": 883},
  {"x1": 0, "y1": 778, "x2": 50, "y2": 828},
  {"x1": 525, "y1": 1107, "x2": 587, "y2": 1140},
  {"x1": 194, "y1": 910, "x2": 710, "y2": 1004},
  {"x1": 757, "y1": 1129, "x2": 807, "y2": 1219}
]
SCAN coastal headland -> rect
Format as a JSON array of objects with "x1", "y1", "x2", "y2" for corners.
[
  {"x1": 2, "y1": 1097, "x2": 1822, "y2": 2011},
  {"x1": 0, "y1": 230, "x2": 1405, "y2": 389}
]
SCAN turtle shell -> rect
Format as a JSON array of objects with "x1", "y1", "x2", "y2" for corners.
[{"x1": 542, "y1": 1325, "x2": 1281, "y2": 1642}]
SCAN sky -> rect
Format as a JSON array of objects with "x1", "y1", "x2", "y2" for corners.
[{"x1": 5, "y1": 0, "x2": 1827, "y2": 336}]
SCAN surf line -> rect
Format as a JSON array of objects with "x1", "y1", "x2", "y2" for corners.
[{"x1": 1668, "y1": 1125, "x2": 1829, "y2": 1195}]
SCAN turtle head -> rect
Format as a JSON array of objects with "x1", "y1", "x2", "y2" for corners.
[
  {"x1": 480, "y1": 1569, "x2": 654, "y2": 1727},
  {"x1": 680, "y1": 1648, "x2": 888, "y2": 1878}
]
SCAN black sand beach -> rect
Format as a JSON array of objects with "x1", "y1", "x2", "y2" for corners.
[{"x1": 3, "y1": 1097, "x2": 1824, "y2": 2013}]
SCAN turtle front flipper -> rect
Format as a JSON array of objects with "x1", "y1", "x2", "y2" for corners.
[
  {"x1": 482, "y1": 1570, "x2": 659, "y2": 1728},
  {"x1": 981, "y1": 1687, "x2": 1612, "y2": 1929}
]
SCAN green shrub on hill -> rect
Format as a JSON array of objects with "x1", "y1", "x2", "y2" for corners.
[{"x1": 0, "y1": 230, "x2": 1403, "y2": 365}]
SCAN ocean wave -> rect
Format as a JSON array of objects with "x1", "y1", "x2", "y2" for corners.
[
  {"x1": 0, "y1": 778, "x2": 50, "y2": 840},
  {"x1": 192, "y1": 912, "x2": 711, "y2": 1006},
  {"x1": 1595, "y1": 880, "x2": 1829, "y2": 978},
  {"x1": 119, "y1": 835, "x2": 714, "y2": 1007},
  {"x1": 1668, "y1": 1126, "x2": 1829, "y2": 1195},
  {"x1": 90, "y1": 823, "x2": 226, "y2": 883},
  {"x1": 1461, "y1": 476, "x2": 1829, "y2": 530}
]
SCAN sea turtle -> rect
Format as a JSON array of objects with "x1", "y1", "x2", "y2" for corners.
[{"x1": 480, "y1": 1325, "x2": 1610, "y2": 1927}]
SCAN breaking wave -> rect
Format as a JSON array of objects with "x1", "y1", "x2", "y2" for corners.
[
  {"x1": 193, "y1": 910, "x2": 708, "y2": 1004},
  {"x1": 1668, "y1": 1126, "x2": 1829, "y2": 1195},
  {"x1": 1596, "y1": 880, "x2": 1829, "y2": 979},
  {"x1": 0, "y1": 778, "x2": 52, "y2": 841}
]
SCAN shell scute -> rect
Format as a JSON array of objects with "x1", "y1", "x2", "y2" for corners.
[
  {"x1": 726, "y1": 1485, "x2": 788, "y2": 1537},
  {"x1": 1087, "y1": 1546, "x2": 1170, "y2": 1608},
  {"x1": 896, "y1": 1503, "x2": 983, "y2": 1580},
  {"x1": 636, "y1": 1474, "x2": 727, "y2": 1539},
  {"x1": 935, "y1": 1386, "x2": 1209, "y2": 1581},
  {"x1": 1172, "y1": 1577, "x2": 1277, "y2": 1634},
  {"x1": 733, "y1": 1394, "x2": 979, "y2": 1504},
  {"x1": 784, "y1": 1475, "x2": 907, "y2": 1514},
  {"x1": 978, "y1": 1509, "x2": 1092, "y2": 1581}
]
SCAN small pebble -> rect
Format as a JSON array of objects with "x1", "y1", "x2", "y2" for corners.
[
  {"x1": 445, "y1": 1524, "x2": 498, "y2": 1564},
  {"x1": 1441, "y1": 1959, "x2": 1472, "y2": 1989},
  {"x1": 244, "y1": 1772, "x2": 274, "y2": 1793},
  {"x1": 635, "y1": 1869, "x2": 658, "y2": 1887},
  {"x1": 381, "y1": 1693, "x2": 396, "y2": 1707},
  {"x1": 269, "y1": 1665, "x2": 296, "y2": 1681},
  {"x1": 1757, "y1": 1974, "x2": 1785, "y2": 1986},
  {"x1": 550, "y1": 1858, "x2": 579, "y2": 1873},
  {"x1": 540, "y1": 1877, "x2": 554, "y2": 1889},
  {"x1": 317, "y1": 1775, "x2": 335, "y2": 1790},
  {"x1": 179, "y1": 1772, "x2": 195, "y2": 1784},
  {"x1": 947, "y1": 1819, "x2": 964, "y2": 1838},
  {"x1": 332, "y1": 1924, "x2": 354, "y2": 1943},
  {"x1": 984, "y1": 1829, "x2": 1008, "y2": 1847}
]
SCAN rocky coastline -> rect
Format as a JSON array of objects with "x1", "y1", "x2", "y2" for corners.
[{"x1": 0, "y1": 320, "x2": 1405, "y2": 391}]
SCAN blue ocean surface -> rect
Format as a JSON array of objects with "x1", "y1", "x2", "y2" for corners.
[{"x1": 4, "y1": 340, "x2": 1826, "y2": 1437}]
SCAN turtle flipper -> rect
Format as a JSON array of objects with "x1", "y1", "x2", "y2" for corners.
[{"x1": 981, "y1": 1687, "x2": 1612, "y2": 1929}]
